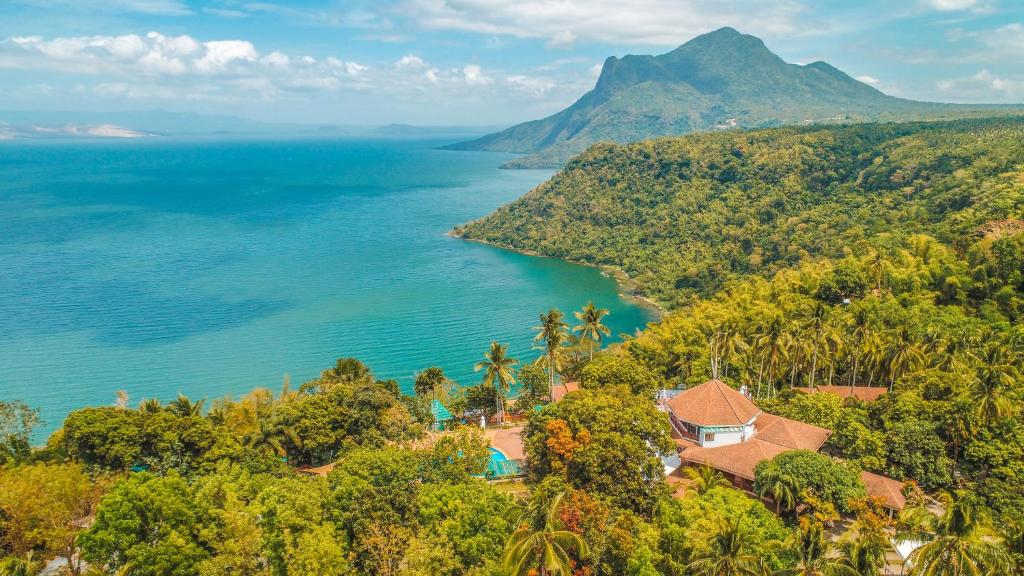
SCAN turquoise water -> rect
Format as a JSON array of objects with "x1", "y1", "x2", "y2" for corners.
[{"x1": 0, "y1": 137, "x2": 658, "y2": 438}]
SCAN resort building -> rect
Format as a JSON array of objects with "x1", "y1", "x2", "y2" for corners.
[
  {"x1": 794, "y1": 385, "x2": 889, "y2": 403},
  {"x1": 663, "y1": 380, "x2": 905, "y2": 514}
]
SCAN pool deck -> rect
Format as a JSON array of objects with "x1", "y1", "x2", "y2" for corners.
[{"x1": 484, "y1": 425, "x2": 526, "y2": 461}]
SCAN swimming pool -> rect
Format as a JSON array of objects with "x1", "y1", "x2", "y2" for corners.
[{"x1": 487, "y1": 447, "x2": 521, "y2": 477}]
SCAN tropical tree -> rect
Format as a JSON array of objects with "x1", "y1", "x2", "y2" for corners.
[
  {"x1": 755, "y1": 315, "x2": 790, "y2": 399},
  {"x1": 777, "y1": 522, "x2": 857, "y2": 576},
  {"x1": 534, "y1": 309, "x2": 569, "y2": 400},
  {"x1": 414, "y1": 367, "x2": 451, "y2": 401},
  {"x1": 502, "y1": 492, "x2": 586, "y2": 576},
  {"x1": 684, "y1": 464, "x2": 732, "y2": 497},
  {"x1": 0, "y1": 551, "x2": 39, "y2": 576},
  {"x1": 755, "y1": 466, "x2": 801, "y2": 516},
  {"x1": 882, "y1": 329, "x2": 926, "y2": 392},
  {"x1": 898, "y1": 495, "x2": 1014, "y2": 576},
  {"x1": 137, "y1": 398, "x2": 162, "y2": 414},
  {"x1": 687, "y1": 517, "x2": 765, "y2": 576},
  {"x1": 572, "y1": 301, "x2": 611, "y2": 361},
  {"x1": 969, "y1": 340, "x2": 1018, "y2": 425},
  {"x1": 474, "y1": 341, "x2": 518, "y2": 424},
  {"x1": 168, "y1": 394, "x2": 205, "y2": 418},
  {"x1": 837, "y1": 523, "x2": 888, "y2": 576}
]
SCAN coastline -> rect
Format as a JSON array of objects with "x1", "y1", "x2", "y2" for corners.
[{"x1": 448, "y1": 230, "x2": 667, "y2": 321}]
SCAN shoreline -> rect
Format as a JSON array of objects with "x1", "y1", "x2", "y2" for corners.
[{"x1": 447, "y1": 230, "x2": 667, "y2": 321}]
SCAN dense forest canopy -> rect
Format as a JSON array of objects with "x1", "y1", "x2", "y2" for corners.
[{"x1": 457, "y1": 117, "x2": 1024, "y2": 308}]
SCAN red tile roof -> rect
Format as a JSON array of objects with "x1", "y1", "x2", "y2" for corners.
[
  {"x1": 794, "y1": 386, "x2": 888, "y2": 402},
  {"x1": 679, "y1": 438, "x2": 789, "y2": 481},
  {"x1": 666, "y1": 380, "x2": 761, "y2": 427},
  {"x1": 860, "y1": 471, "x2": 907, "y2": 511},
  {"x1": 755, "y1": 413, "x2": 831, "y2": 451}
]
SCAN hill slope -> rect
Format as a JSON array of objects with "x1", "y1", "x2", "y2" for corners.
[
  {"x1": 448, "y1": 27, "x2": 1019, "y2": 168},
  {"x1": 454, "y1": 118, "x2": 1024, "y2": 308}
]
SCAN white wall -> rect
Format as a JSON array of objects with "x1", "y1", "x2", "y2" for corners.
[{"x1": 698, "y1": 427, "x2": 745, "y2": 448}]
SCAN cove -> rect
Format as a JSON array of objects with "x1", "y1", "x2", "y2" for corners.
[{"x1": 0, "y1": 136, "x2": 659, "y2": 438}]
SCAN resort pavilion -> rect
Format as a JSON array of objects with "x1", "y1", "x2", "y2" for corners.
[{"x1": 663, "y1": 379, "x2": 906, "y2": 514}]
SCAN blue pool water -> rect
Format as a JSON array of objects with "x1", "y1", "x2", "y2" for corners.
[
  {"x1": 487, "y1": 447, "x2": 519, "y2": 477},
  {"x1": 0, "y1": 136, "x2": 658, "y2": 438}
]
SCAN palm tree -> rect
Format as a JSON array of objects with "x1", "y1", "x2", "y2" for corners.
[
  {"x1": 572, "y1": 301, "x2": 610, "y2": 361},
  {"x1": 883, "y1": 328, "x2": 926, "y2": 393},
  {"x1": 684, "y1": 464, "x2": 732, "y2": 496},
  {"x1": 502, "y1": 492, "x2": 587, "y2": 576},
  {"x1": 137, "y1": 398, "x2": 162, "y2": 413},
  {"x1": 970, "y1": 340, "x2": 1018, "y2": 425},
  {"x1": 804, "y1": 304, "x2": 840, "y2": 390},
  {"x1": 0, "y1": 551, "x2": 38, "y2": 576},
  {"x1": 755, "y1": 316, "x2": 790, "y2": 399},
  {"x1": 837, "y1": 523, "x2": 888, "y2": 576},
  {"x1": 474, "y1": 341, "x2": 518, "y2": 424},
  {"x1": 534, "y1": 309, "x2": 569, "y2": 400},
  {"x1": 898, "y1": 495, "x2": 1014, "y2": 576},
  {"x1": 756, "y1": 467, "x2": 801, "y2": 516},
  {"x1": 168, "y1": 394, "x2": 205, "y2": 417},
  {"x1": 687, "y1": 517, "x2": 765, "y2": 576},
  {"x1": 776, "y1": 522, "x2": 857, "y2": 576}
]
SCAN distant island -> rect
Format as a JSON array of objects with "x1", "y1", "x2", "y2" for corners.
[{"x1": 446, "y1": 27, "x2": 1024, "y2": 168}]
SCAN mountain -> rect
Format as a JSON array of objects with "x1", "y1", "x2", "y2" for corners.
[
  {"x1": 447, "y1": 27, "x2": 1020, "y2": 168},
  {"x1": 454, "y1": 117, "x2": 1024, "y2": 308}
]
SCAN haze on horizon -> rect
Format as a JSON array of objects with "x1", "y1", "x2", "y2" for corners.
[{"x1": 1, "y1": 0, "x2": 1023, "y2": 127}]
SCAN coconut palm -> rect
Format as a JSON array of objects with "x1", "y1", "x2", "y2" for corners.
[
  {"x1": 534, "y1": 309, "x2": 569, "y2": 400},
  {"x1": 755, "y1": 315, "x2": 790, "y2": 399},
  {"x1": 837, "y1": 523, "x2": 888, "y2": 576},
  {"x1": 804, "y1": 303, "x2": 840, "y2": 390},
  {"x1": 502, "y1": 492, "x2": 587, "y2": 576},
  {"x1": 684, "y1": 464, "x2": 732, "y2": 497},
  {"x1": 898, "y1": 495, "x2": 1014, "y2": 576},
  {"x1": 572, "y1": 301, "x2": 611, "y2": 361},
  {"x1": 970, "y1": 340, "x2": 1018, "y2": 425},
  {"x1": 883, "y1": 329, "x2": 926, "y2": 392},
  {"x1": 474, "y1": 341, "x2": 518, "y2": 424},
  {"x1": 0, "y1": 551, "x2": 39, "y2": 576},
  {"x1": 756, "y1": 467, "x2": 801, "y2": 516},
  {"x1": 687, "y1": 517, "x2": 765, "y2": 576},
  {"x1": 137, "y1": 398, "x2": 162, "y2": 413},
  {"x1": 168, "y1": 394, "x2": 205, "y2": 417},
  {"x1": 776, "y1": 522, "x2": 857, "y2": 576}
]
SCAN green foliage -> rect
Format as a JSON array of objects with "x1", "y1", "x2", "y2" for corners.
[
  {"x1": 523, "y1": 388, "x2": 673, "y2": 514},
  {"x1": 756, "y1": 451, "x2": 866, "y2": 514},
  {"x1": 0, "y1": 402, "x2": 37, "y2": 465},
  {"x1": 460, "y1": 118, "x2": 1024, "y2": 308},
  {"x1": 580, "y1": 353, "x2": 661, "y2": 399},
  {"x1": 79, "y1": 473, "x2": 210, "y2": 576}
]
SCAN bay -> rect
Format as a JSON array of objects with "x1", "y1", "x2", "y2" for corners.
[{"x1": 0, "y1": 136, "x2": 658, "y2": 438}]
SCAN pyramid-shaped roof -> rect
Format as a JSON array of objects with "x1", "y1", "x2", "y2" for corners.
[{"x1": 665, "y1": 380, "x2": 760, "y2": 427}]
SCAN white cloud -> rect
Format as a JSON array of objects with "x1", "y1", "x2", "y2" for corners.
[
  {"x1": 856, "y1": 75, "x2": 880, "y2": 86},
  {"x1": 399, "y1": 0, "x2": 811, "y2": 46},
  {"x1": 13, "y1": 0, "x2": 192, "y2": 16},
  {"x1": 985, "y1": 23, "x2": 1024, "y2": 55},
  {"x1": 395, "y1": 54, "x2": 426, "y2": 70},
  {"x1": 919, "y1": 0, "x2": 983, "y2": 11},
  {"x1": 0, "y1": 32, "x2": 369, "y2": 101},
  {"x1": 462, "y1": 64, "x2": 492, "y2": 85},
  {"x1": 937, "y1": 69, "x2": 1024, "y2": 102}
]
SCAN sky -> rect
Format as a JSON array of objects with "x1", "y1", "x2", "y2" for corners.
[{"x1": 0, "y1": 0, "x2": 1022, "y2": 126}]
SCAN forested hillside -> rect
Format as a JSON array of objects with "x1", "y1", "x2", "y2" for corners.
[{"x1": 456, "y1": 117, "x2": 1024, "y2": 308}]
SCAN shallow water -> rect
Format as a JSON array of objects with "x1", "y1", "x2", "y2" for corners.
[{"x1": 0, "y1": 136, "x2": 657, "y2": 438}]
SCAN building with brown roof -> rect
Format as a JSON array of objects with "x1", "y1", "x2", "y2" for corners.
[
  {"x1": 664, "y1": 380, "x2": 831, "y2": 491},
  {"x1": 860, "y1": 470, "x2": 907, "y2": 513}
]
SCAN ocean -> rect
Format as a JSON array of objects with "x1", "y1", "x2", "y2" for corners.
[{"x1": 0, "y1": 136, "x2": 658, "y2": 438}]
